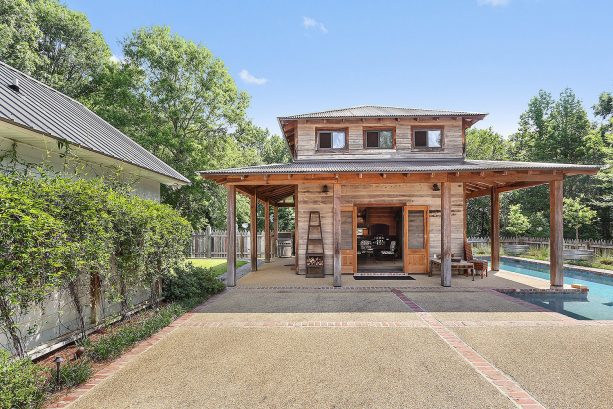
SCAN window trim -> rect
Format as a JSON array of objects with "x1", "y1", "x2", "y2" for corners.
[
  {"x1": 411, "y1": 126, "x2": 445, "y2": 151},
  {"x1": 315, "y1": 127, "x2": 349, "y2": 152},
  {"x1": 362, "y1": 127, "x2": 396, "y2": 150}
]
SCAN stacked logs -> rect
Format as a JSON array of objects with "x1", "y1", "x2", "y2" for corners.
[{"x1": 306, "y1": 256, "x2": 324, "y2": 267}]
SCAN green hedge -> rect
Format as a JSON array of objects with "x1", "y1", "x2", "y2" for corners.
[
  {"x1": 0, "y1": 173, "x2": 192, "y2": 356},
  {"x1": 163, "y1": 264, "x2": 225, "y2": 303}
]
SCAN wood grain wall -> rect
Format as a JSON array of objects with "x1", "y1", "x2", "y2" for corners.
[
  {"x1": 297, "y1": 183, "x2": 464, "y2": 274},
  {"x1": 295, "y1": 118, "x2": 463, "y2": 160}
]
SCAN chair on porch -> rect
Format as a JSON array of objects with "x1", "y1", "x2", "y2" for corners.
[
  {"x1": 464, "y1": 240, "x2": 488, "y2": 278},
  {"x1": 379, "y1": 240, "x2": 398, "y2": 260}
]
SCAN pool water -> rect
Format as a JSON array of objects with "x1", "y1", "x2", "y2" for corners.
[{"x1": 497, "y1": 257, "x2": 613, "y2": 320}]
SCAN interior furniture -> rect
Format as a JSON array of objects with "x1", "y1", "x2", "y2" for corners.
[{"x1": 378, "y1": 240, "x2": 398, "y2": 260}]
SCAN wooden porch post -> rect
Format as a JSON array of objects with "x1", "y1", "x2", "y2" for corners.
[
  {"x1": 440, "y1": 182, "x2": 452, "y2": 287},
  {"x1": 250, "y1": 188, "x2": 258, "y2": 271},
  {"x1": 490, "y1": 187, "x2": 500, "y2": 271},
  {"x1": 264, "y1": 201, "x2": 271, "y2": 263},
  {"x1": 273, "y1": 206, "x2": 279, "y2": 258},
  {"x1": 294, "y1": 185, "x2": 299, "y2": 273},
  {"x1": 226, "y1": 186, "x2": 236, "y2": 287},
  {"x1": 550, "y1": 179, "x2": 564, "y2": 287},
  {"x1": 333, "y1": 183, "x2": 342, "y2": 287}
]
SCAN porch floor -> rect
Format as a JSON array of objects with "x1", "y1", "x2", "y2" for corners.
[{"x1": 236, "y1": 257, "x2": 550, "y2": 289}]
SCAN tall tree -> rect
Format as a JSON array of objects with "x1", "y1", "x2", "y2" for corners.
[{"x1": 0, "y1": 0, "x2": 110, "y2": 98}]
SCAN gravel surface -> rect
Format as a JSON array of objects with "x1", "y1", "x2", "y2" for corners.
[
  {"x1": 68, "y1": 326, "x2": 515, "y2": 409},
  {"x1": 455, "y1": 326, "x2": 613, "y2": 409}
]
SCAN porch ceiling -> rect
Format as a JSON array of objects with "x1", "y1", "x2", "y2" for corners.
[{"x1": 235, "y1": 184, "x2": 295, "y2": 206}]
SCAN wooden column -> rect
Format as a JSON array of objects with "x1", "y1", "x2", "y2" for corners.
[
  {"x1": 462, "y1": 185, "x2": 468, "y2": 244},
  {"x1": 440, "y1": 182, "x2": 452, "y2": 287},
  {"x1": 294, "y1": 185, "x2": 299, "y2": 273},
  {"x1": 490, "y1": 187, "x2": 500, "y2": 271},
  {"x1": 226, "y1": 186, "x2": 236, "y2": 287},
  {"x1": 273, "y1": 206, "x2": 279, "y2": 258},
  {"x1": 550, "y1": 179, "x2": 564, "y2": 287},
  {"x1": 333, "y1": 183, "x2": 342, "y2": 287},
  {"x1": 264, "y1": 201, "x2": 271, "y2": 262},
  {"x1": 250, "y1": 188, "x2": 258, "y2": 271}
]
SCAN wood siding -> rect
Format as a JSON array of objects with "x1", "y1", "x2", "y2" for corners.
[
  {"x1": 297, "y1": 183, "x2": 464, "y2": 274},
  {"x1": 295, "y1": 118, "x2": 463, "y2": 160}
]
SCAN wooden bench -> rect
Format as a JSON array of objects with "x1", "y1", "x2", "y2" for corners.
[{"x1": 429, "y1": 259, "x2": 477, "y2": 281}]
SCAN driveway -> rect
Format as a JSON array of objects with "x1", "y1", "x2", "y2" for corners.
[{"x1": 56, "y1": 288, "x2": 613, "y2": 409}]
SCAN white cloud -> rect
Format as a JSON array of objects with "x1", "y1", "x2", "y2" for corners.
[
  {"x1": 109, "y1": 55, "x2": 122, "y2": 64},
  {"x1": 302, "y1": 16, "x2": 328, "y2": 34},
  {"x1": 478, "y1": 0, "x2": 511, "y2": 6},
  {"x1": 239, "y1": 69, "x2": 268, "y2": 85}
]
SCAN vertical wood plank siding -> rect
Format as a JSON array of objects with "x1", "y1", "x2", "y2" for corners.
[
  {"x1": 297, "y1": 183, "x2": 464, "y2": 274},
  {"x1": 295, "y1": 118, "x2": 463, "y2": 160}
]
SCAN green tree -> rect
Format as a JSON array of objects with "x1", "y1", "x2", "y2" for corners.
[
  {"x1": 504, "y1": 204, "x2": 531, "y2": 237},
  {"x1": 0, "y1": 0, "x2": 110, "y2": 98},
  {"x1": 564, "y1": 197, "x2": 598, "y2": 240},
  {"x1": 466, "y1": 127, "x2": 507, "y2": 160}
]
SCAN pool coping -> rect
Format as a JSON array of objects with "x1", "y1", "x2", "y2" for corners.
[{"x1": 502, "y1": 256, "x2": 613, "y2": 278}]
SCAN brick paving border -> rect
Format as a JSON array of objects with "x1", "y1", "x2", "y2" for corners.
[{"x1": 391, "y1": 288, "x2": 546, "y2": 409}]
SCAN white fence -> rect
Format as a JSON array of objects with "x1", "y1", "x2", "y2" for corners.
[
  {"x1": 468, "y1": 236, "x2": 613, "y2": 257},
  {"x1": 190, "y1": 229, "x2": 292, "y2": 258}
]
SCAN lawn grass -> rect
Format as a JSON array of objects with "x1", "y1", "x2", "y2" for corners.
[{"x1": 186, "y1": 258, "x2": 248, "y2": 276}]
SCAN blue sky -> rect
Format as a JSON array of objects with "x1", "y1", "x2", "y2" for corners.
[{"x1": 66, "y1": 0, "x2": 613, "y2": 137}]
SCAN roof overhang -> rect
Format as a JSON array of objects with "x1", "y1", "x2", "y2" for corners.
[{"x1": 0, "y1": 121, "x2": 190, "y2": 186}]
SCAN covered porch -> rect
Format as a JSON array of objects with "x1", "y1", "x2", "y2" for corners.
[{"x1": 199, "y1": 161, "x2": 599, "y2": 288}]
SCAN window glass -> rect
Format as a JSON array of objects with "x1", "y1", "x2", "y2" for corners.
[
  {"x1": 332, "y1": 131, "x2": 346, "y2": 149},
  {"x1": 427, "y1": 130, "x2": 442, "y2": 147},
  {"x1": 379, "y1": 131, "x2": 393, "y2": 148},
  {"x1": 319, "y1": 132, "x2": 332, "y2": 149},
  {"x1": 366, "y1": 131, "x2": 379, "y2": 147},
  {"x1": 414, "y1": 129, "x2": 442, "y2": 148},
  {"x1": 341, "y1": 211, "x2": 353, "y2": 250},
  {"x1": 408, "y1": 210, "x2": 425, "y2": 249},
  {"x1": 414, "y1": 130, "x2": 427, "y2": 147}
]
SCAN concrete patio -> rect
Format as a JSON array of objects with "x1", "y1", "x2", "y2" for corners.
[{"x1": 55, "y1": 283, "x2": 613, "y2": 409}]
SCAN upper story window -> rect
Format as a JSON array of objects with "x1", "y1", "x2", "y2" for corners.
[
  {"x1": 363, "y1": 128, "x2": 395, "y2": 149},
  {"x1": 412, "y1": 127, "x2": 443, "y2": 150},
  {"x1": 317, "y1": 128, "x2": 347, "y2": 151}
]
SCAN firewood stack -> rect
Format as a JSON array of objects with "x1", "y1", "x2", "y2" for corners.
[{"x1": 306, "y1": 256, "x2": 324, "y2": 267}]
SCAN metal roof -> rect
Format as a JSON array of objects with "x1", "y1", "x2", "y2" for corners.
[
  {"x1": 0, "y1": 60, "x2": 189, "y2": 184},
  {"x1": 199, "y1": 159, "x2": 600, "y2": 176},
  {"x1": 278, "y1": 105, "x2": 487, "y2": 120}
]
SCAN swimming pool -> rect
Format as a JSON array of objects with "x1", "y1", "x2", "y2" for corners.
[{"x1": 496, "y1": 257, "x2": 613, "y2": 320}]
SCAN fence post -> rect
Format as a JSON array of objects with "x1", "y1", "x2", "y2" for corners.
[{"x1": 205, "y1": 226, "x2": 212, "y2": 258}]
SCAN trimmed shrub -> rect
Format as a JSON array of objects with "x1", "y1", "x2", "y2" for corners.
[
  {"x1": 0, "y1": 350, "x2": 47, "y2": 409},
  {"x1": 163, "y1": 264, "x2": 225, "y2": 304}
]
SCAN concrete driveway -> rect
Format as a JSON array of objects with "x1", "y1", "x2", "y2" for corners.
[{"x1": 56, "y1": 288, "x2": 613, "y2": 409}]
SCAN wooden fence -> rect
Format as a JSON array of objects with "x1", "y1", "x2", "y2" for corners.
[
  {"x1": 468, "y1": 236, "x2": 613, "y2": 257},
  {"x1": 190, "y1": 228, "x2": 291, "y2": 258}
]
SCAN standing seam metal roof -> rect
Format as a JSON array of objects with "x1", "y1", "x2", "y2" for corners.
[
  {"x1": 0, "y1": 60, "x2": 189, "y2": 184},
  {"x1": 278, "y1": 105, "x2": 487, "y2": 120}
]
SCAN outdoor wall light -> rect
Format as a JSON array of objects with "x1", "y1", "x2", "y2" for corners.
[
  {"x1": 322, "y1": 185, "x2": 329, "y2": 193},
  {"x1": 54, "y1": 356, "x2": 65, "y2": 389},
  {"x1": 432, "y1": 183, "x2": 440, "y2": 191}
]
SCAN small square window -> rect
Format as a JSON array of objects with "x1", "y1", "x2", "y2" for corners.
[
  {"x1": 413, "y1": 129, "x2": 443, "y2": 149},
  {"x1": 317, "y1": 130, "x2": 346, "y2": 150},
  {"x1": 364, "y1": 129, "x2": 394, "y2": 149}
]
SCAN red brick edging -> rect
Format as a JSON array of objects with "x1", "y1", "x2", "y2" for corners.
[{"x1": 391, "y1": 288, "x2": 546, "y2": 409}]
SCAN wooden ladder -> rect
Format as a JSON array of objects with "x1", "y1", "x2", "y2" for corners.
[{"x1": 305, "y1": 211, "x2": 325, "y2": 278}]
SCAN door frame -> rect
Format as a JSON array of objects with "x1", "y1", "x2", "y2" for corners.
[
  {"x1": 340, "y1": 206, "x2": 358, "y2": 273},
  {"x1": 403, "y1": 205, "x2": 430, "y2": 274}
]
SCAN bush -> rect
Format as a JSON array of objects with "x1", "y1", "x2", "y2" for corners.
[
  {"x1": 49, "y1": 359, "x2": 92, "y2": 390},
  {"x1": 163, "y1": 264, "x2": 225, "y2": 304},
  {"x1": 0, "y1": 350, "x2": 47, "y2": 409},
  {"x1": 84, "y1": 303, "x2": 186, "y2": 362}
]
